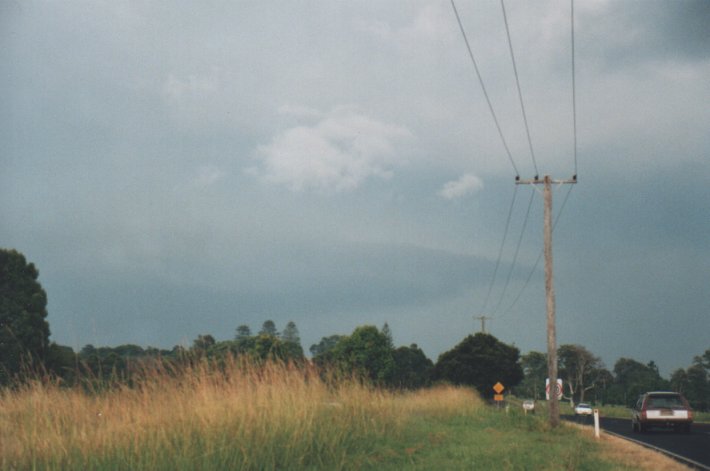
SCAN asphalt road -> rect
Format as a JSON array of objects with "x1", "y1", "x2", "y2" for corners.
[{"x1": 565, "y1": 415, "x2": 710, "y2": 469}]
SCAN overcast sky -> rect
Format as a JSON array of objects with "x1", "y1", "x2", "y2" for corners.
[{"x1": 2, "y1": 0, "x2": 709, "y2": 377}]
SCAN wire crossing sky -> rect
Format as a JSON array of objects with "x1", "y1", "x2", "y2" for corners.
[
  {"x1": 501, "y1": 0, "x2": 539, "y2": 177},
  {"x1": 2, "y1": 1, "x2": 709, "y2": 376},
  {"x1": 451, "y1": 0, "x2": 521, "y2": 177},
  {"x1": 453, "y1": 0, "x2": 579, "y2": 324}
]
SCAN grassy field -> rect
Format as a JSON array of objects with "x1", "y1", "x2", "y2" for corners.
[{"x1": 0, "y1": 361, "x2": 688, "y2": 470}]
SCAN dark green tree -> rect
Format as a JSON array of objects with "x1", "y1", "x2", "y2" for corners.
[
  {"x1": 592, "y1": 368, "x2": 614, "y2": 405},
  {"x1": 281, "y1": 321, "x2": 300, "y2": 344},
  {"x1": 433, "y1": 333, "x2": 523, "y2": 398},
  {"x1": 45, "y1": 343, "x2": 78, "y2": 384},
  {"x1": 235, "y1": 324, "x2": 252, "y2": 340},
  {"x1": 259, "y1": 320, "x2": 278, "y2": 337},
  {"x1": 192, "y1": 334, "x2": 216, "y2": 354},
  {"x1": 0, "y1": 249, "x2": 51, "y2": 384},
  {"x1": 247, "y1": 334, "x2": 303, "y2": 363},
  {"x1": 670, "y1": 368, "x2": 689, "y2": 394},
  {"x1": 696, "y1": 349, "x2": 710, "y2": 370},
  {"x1": 684, "y1": 363, "x2": 709, "y2": 411},
  {"x1": 310, "y1": 334, "x2": 344, "y2": 369},
  {"x1": 113, "y1": 344, "x2": 146, "y2": 358},
  {"x1": 381, "y1": 322, "x2": 394, "y2": 349},
  {"x1": 608, "y1": 357, "x2": 669, "y2": 406},
  {"x1": 310, "y1": 335, "x2": 343, "y2": 357},
  {"x1": 330, "y1": 326, "x2": 395, "y2": 386},
  {"x1": 280, "y1": 321, "x2": 304, "y2": 360},
  {"x1": 253, "y1": 334, "x2": 285, "y2": 360},
  {"x1": 518, "y1": 351, "x2": 547, "y2": 400},
  {"x1": 669, "y1": 349, "x2": 710, "y2": 411},
  {"x1": 391, "y1": 343, "x2": 433, "y2": 389}
]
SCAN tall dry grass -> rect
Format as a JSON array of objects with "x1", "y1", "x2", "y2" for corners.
[{"x1": 0, "y1": 358, "x2": 482, "y2": 470}]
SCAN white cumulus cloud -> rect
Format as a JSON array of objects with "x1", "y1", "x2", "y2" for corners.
[
  {"x1": 439, "y1": 173, "x2": 484, "y2": 200},
  {"x1": 252, "y1": 106, "x2": 412, "y2": 192}
]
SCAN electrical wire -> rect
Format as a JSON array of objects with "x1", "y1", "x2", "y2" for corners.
[
  {"x1": 571, "y1": 0, "x2": 578, "y2": 178},
  {"x1": 501, "y1": 0, "x2": 538, "y2": 178},
  {"x1": 501, "y1": 184, "x2": 575, "y2": 316},
  {"x1": 449, "y1": 0, "x2": 580, "y2": 324},
  {"x1": 492, "y1": 186, "x2": 535, "y2": 316},
  {"x1": 481, "y1": 185, "x2": 518, "y2": 314},
  {"x1": 450, "y1": 0, "x2": 521, "y2": 177}
]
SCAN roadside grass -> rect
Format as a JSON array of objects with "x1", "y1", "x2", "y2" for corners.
[
  {"x1": 368, "y1": 406, "x2": 635, "y2": 470},
  {"x1": 0, "y1": 362, "x2": 691, "y2": 470},
  {"x1": 1, "y1": 359, "x2": 481, "y2": 470}
]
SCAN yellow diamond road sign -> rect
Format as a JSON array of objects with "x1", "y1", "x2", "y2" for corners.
[{"x1": 493, "y1": 382, "x2": 505, "y2": 394}]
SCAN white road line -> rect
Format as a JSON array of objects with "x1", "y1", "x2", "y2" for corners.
[{"x1": 603, "y1": 429, "x2": 710, "y2": 471}]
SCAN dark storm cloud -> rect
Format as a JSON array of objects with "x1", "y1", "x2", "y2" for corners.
[
  {"x1": 2, "y1": 1, "x2": 708, "y2": 376},
  {"x1": 583, "y1": 0, "x2": 710, "y2": 68},
  {"x1": 45, "y1": 241, "x2": 498, "y2": 349}
]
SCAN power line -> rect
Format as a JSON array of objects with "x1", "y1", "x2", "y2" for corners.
[
  {"x1": 450, "y1": 0, "x2": 521, "y2": 177},
  {"x1": 500, "y1": 0, "x2": 538, "y2": 178},
  {"x1": 481, "y1": 185, "x2": 518, "y2": 314},
  {"x1": 571, "y1": 0, "x2": 578, "y2": 178},
  {"x1": 492, "y1": 187, "x2": 535, "y2": 316},
  {"x1": 501, "y1": 184, "x2": 575, "y2": 316}
]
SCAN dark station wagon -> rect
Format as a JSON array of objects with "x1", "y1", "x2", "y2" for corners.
[{"x1": 631, "y1": 391, "x2": 693, "y2": 434}]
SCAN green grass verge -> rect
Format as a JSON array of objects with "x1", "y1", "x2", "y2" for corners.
[{"x1": 356, "y1": 406, "x2": 636, "y2": 471}]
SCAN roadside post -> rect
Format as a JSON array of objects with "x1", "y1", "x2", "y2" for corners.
[
  {"x1": 593, "y1": 409, "x2": 600, "y2": 439},
  {"x1": 493, "y1": 382, "x2": 505, "y2": 409}
]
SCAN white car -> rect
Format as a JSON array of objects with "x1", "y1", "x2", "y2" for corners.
[{"x1": 574, "y1": 403, "x2": 593, "y2": 415}]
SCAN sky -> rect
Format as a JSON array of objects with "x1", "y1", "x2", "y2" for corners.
[{"x1": 2, "y1": 0, "x2": 709, "y2": 377}]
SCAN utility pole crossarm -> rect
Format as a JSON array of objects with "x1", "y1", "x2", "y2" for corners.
[
  {"x1": 516, "y1": 176, "x2": 577, "y2": 185},
  {"x1": 473, "y1": 315, "x2": 490, "y2": 333}
]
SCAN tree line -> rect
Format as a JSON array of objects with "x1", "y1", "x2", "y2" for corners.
[
  {"x1": 2, "y1": 248, "x2": 708, "y2": 411},
  {"x1": 518, "y1": 344, "x2": 710, "y2": 411},
  {"x1": 1, "y1": 249, "x2": 523, "y2": 394}
]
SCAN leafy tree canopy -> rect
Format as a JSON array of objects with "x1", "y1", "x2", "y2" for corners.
[
  {"x1": 558, "y1": 344, "x2": 605, "y2": 403},
  {"x1": 330, "y1": 325, "x2": 396, "y2": 386},
  {"x1": 259, "y1": 320, "x2": 278, "y2": 337},
  {"x1": 391, "y1": 344, "x2": 433, "y2": 389},
  {"x1": 281, "y1": 321, "x2": 300, "y2": 344},
  {"x1": 235, "y1": 325, "x2": 251, "y2": 340},
  {"x1": 434, "y1": 333, "x2": 522, "y2": 398},
  {"x1": 607, "y1": 357, "x2": 669, "y2": 406},
  {"x1": 0, "y1": 249, "x2": 51, "y2": 384},
  {"x1": 518, "y1": 351, "x2": 547, "y2": 400},
  {"x1": 310, "y1": 335, "x2": 343, "y2": 357}
]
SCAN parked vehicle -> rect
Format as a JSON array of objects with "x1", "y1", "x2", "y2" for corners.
[
  {"x1": 522, "y1": 400, "x2": 535, "y2": 413},
  {"x1": 631, "y1": 391, "x2": 693, "y2": 434},
  {"x1": 574, "y1": 403, "x2": 593, "y2": 416}
]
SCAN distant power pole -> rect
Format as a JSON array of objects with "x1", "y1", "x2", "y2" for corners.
[
  {"x1": 517, "y1": 175, "x2": 576, "y2": 428},
  {"x1": 474, "y1": 315, "x2": 490, "y2": 333}
]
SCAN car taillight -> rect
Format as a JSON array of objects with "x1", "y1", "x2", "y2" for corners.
[
  {"x1": 641, "y1": 410, "x2": 647, "y2": 420},
  {"x1": 688, "y1": 410, "x2": 693, "y2": 420}
]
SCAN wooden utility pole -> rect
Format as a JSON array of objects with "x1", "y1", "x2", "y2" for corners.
[
  {"x1": 517, "y1": 175, "x2": 576, "y2": 428},
  {"x1": 474, "y1": 315, "x2": 490, "y2": 333}
]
